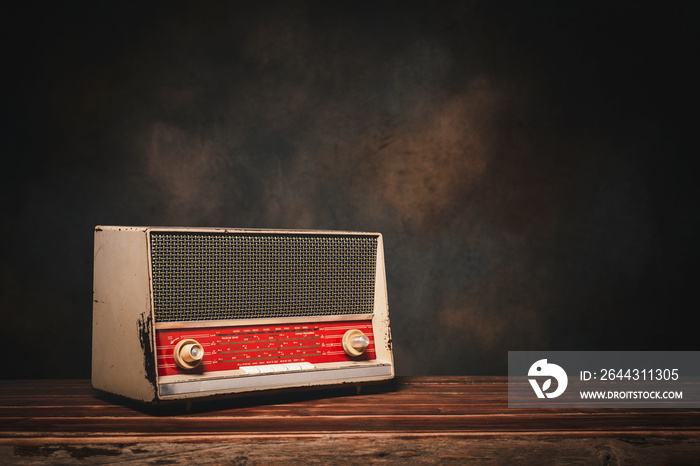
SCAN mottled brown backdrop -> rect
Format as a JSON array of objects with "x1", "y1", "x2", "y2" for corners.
[{"x1": 2, "y1": 1, "x2": 697, "y2": 377}]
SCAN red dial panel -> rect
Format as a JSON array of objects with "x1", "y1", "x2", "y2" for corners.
[{"x1": 156, "y1": 320, "x2": 376, "y2": 377}]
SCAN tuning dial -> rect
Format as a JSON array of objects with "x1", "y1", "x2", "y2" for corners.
[
  {"x1": 342, "y1": 329, "x2": 370, "y2": 357},
  {"x1": 173, "y1": 339, "x2": 204, "y2": 370}
]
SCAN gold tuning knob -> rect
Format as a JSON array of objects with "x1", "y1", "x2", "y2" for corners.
[
  {"x1": 173, "y1": 339, "x2": 204, "y2": 370},
  {"x1": 342, "y1": 329, "x2": 370, "y2": 357}
]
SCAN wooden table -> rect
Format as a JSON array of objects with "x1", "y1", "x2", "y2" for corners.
[{"x1": 1, "y1": 377, "x2": 699, "y2": 464}]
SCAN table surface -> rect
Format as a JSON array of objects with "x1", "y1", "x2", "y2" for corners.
[{"x1": 1, "y1": 377, "x2": 699, "y2": 464}]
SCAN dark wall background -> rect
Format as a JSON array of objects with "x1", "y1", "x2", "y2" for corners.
[{"x1": 2, "y1": 1, "x2": 697, "y2": 378}]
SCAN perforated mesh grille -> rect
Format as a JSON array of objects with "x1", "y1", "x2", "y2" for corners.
[{"x1": 150, "y1": 232, "x2": 378, "y2": 322}]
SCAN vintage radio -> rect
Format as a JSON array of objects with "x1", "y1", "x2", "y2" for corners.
[{"x1": 92, "y1": 226, "x2": 393, "y2": 404}]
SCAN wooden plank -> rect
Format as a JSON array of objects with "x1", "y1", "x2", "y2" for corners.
[
  {"x1": 1, "y1": 378, "x2": 699, "y2": 464},
  {"x1": 2, "y1": 414, "x2": 699, "y2": 438},
  {"x1": 2, "y1": 436, "x2": 700, "y2": 465}
]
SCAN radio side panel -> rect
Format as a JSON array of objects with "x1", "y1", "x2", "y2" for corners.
[
  {"x1": 372, "y1": 234, "x2": 394, "y2": 373},
  {"x1": 92, "y1": 226, "x2": 157, "y2": 402}
]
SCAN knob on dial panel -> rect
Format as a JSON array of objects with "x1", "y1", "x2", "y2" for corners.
[
  {"x1": 173, "y1": 339, "x2": 204, "y2": 370},
  {"x1": 342, "y1": 329, "x2": 370, "y2": 357}
]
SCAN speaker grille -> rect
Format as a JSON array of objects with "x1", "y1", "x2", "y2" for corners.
[{"x1": 150, "y1": 232, "x2": 378, "y2": 322}]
